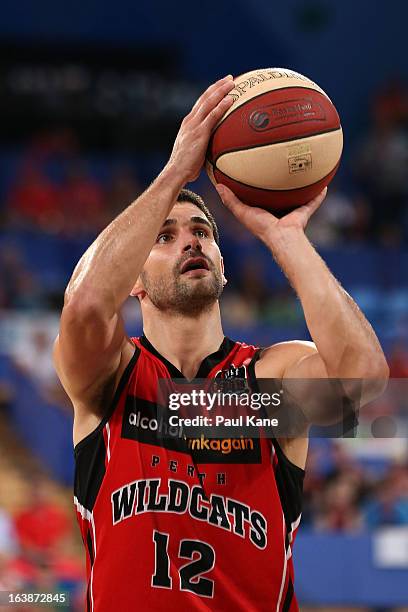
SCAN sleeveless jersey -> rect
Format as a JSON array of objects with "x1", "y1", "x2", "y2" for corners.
[{"x1": 74, "y1": 336, "x2": 304, "y2": 611}]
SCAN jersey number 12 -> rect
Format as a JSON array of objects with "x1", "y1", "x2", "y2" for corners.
[{"x1": 152, "y1": 530, "x2": 216, "y2": 598}]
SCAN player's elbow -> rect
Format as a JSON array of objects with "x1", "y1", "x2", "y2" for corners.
[
  {"x1": 348, "y1": 353, "x2": 389, "y2": 407},
  {"x1": 362, "y1": 357, "x2": 390, "y2": 403},
  {"x1": 335, "y1": 345, "x2": 389, "y2": 382},
  {"x1": 357, "y1": 354, "x2": 389, "y2": 385}
]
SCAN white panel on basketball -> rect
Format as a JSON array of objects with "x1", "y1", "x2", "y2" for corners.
[
  {"x1": 218, "y1": 68, "x2": 330, "y2": 126},
  {"x1": 215, "y1": 130, "x2": 343, "y2": 190}
]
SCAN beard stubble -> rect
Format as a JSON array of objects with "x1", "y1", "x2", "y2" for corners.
[{"x1": 141, "y1": 253, "x2": 224, "y2": 317}]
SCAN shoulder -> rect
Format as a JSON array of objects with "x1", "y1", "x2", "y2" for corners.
[
  {"x1": 254, "y1": 341, "x2": 317, "y2": 469},
  {"x1": 71, "y1": 338, "x2": 138, "y2": 448},
  {"x1": 69, "y1": 337, "x2": 137, "y2": 419},
  {"x1": 255, "y1": 340, "x2": 318, "y2": 378}
]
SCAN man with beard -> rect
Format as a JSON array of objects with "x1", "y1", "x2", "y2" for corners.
[{"x1": 53, "y1": 75, "x2": 388, "y2": 611}]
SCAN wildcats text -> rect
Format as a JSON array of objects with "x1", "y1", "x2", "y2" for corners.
[{"x1": 111, "y1": 478, "x2": 267, "y2": 549}]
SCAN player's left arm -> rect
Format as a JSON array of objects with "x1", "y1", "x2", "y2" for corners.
[{"x1": 217, "y1": 185, "x2": 389, "y2": 419}]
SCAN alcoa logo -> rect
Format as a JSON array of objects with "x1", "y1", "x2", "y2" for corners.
[{"x1": 128, "y1": 410, "x2": 182, "y2": 438}]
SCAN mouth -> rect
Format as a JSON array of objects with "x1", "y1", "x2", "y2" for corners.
[{"x1": 180, "y1": 257, "x2": 210, "y2": 275}]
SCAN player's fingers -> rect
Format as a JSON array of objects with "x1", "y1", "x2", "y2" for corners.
[
  {"x1": 216, "y1": 183, "x2": 278, "y2": 224},
  {"x1": 190, "y1": 75, "x2": 233, "y2": 114},
  {"x1": 300, "y1": 187, "x2": 328, "y2": 216},
  {"x1": 216, "y1": 184, "x2": 251, "y2": 218},
  {"x1": 196, "y1": 80, "x2": 235, "y2": 122},
  {"x1": 189, "y1": 77, "x2": 235, "y2": 123},
  {"x1": 185, "y1": 77, "x2": 231, "y2": 123},
  {"x1": 201, "y1": 94, "x2": 235, "y2": 130}
]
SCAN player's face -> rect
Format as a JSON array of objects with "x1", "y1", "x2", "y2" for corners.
[{"x1": 135, "y1": 202, "x2": 226, "y2": 315}]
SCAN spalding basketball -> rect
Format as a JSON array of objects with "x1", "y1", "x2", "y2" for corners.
[{"x1": 206, "y1": 68, "x2": 343, "y2": 214}]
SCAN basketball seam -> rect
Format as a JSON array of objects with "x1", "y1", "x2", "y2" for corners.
[
  {"x1": 209, "y1": 85, "x2": 338, "y2": 152},
  {"x1": 212, "y1": 126, "x2": 342, "y2": 167},
  {"x1": 213, "y1": 161, "x2": 340, "y2": 193}
]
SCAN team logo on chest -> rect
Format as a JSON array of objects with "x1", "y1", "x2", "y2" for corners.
[{"x1": 212, "y1": 363, "x2": 250, "y2": 394}]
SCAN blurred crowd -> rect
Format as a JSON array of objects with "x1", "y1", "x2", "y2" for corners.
[
  {"x1": 308, "y1": 79, "x2": 408, "y2": 248},
  {"x1": 303, "y1": 440, "x2": 408, "y2": 531},
  {"x1": 0, "y1": 418, "x2": 85, "y2": 610},
  {"x1": 1, "y1": 130, "x2": 143, "y2": 238}
]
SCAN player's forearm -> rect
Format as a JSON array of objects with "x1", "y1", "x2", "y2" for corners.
[
  {"x1": 267, "y1": 227, "x2": 388, "y2": 378},
  {"x1": 64, "y1": 164, "x2": 185, "y2": 317},
  {"x1": 63, "y1": 76, "x2": 235, "y2": 319}
]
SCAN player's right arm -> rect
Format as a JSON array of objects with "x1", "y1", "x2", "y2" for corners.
[{"x1": 53, "y1": 76, "x2": 235, "y2": 424}]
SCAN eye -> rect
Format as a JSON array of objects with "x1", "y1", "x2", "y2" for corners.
[
  {"x1": 194, "y1": 229, "x2": 209, "y2": 238},
  {"x1": 157, "y1": 233, "x2": 173, "y2": 244}
]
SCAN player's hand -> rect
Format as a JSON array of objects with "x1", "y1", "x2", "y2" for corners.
[
  {"x1": 215, "y1": 184, "x2": 327, "y2": 243},
  {"x1": 166, "y1": 76, "x2": 235, "y2": 183}
]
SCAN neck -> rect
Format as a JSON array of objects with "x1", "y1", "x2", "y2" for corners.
[{"x1": 141, "y1": 302, "x2": 224, "y2": 379}]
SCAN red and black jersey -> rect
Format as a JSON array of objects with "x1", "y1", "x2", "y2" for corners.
[{"x1": 74, "y1": 336, "x2": 304, "y2": 611}]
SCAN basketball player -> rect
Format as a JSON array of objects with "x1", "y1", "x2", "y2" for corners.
[{"x1": 53, "y1": 75, "x2": 388, "y2": 611}]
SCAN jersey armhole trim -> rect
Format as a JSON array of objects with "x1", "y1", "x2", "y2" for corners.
[
  {"x1": 73, "y1": 344, "x2": 140, "y2": 456},
  {"x1": 246, "y1": 347, "x2": 263, "y2": 390},
  {"x1": 272, "y1": 437, "x2": 306, "y2": 477},
  {"x1": 247, "y1": 347, "x2": 306, "y2": 476}
]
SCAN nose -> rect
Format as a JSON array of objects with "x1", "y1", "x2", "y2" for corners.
[{"x1": 182, "y1": 234, "x2": 203, "y2": 253}]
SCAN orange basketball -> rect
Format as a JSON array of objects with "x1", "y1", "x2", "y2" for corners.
[{"x1": 206, "y1": 68, "x2": 343, "y2": 215}]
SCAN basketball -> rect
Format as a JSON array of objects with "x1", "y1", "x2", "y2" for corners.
[{"x1": 206, "y1": 68, "x2": 343, "y2": 214}]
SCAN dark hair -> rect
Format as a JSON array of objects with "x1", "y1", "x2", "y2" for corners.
[{"x1": 176, "y1": 188, "x2": 220, "y2": 245}]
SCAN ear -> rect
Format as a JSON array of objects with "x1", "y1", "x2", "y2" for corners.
[
  {"x1": 221, "y1": 256, "x2": 228, "y2": 287},
  {"x1": 130, "y1": 276, "x2": 146, "y2": 300}
]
